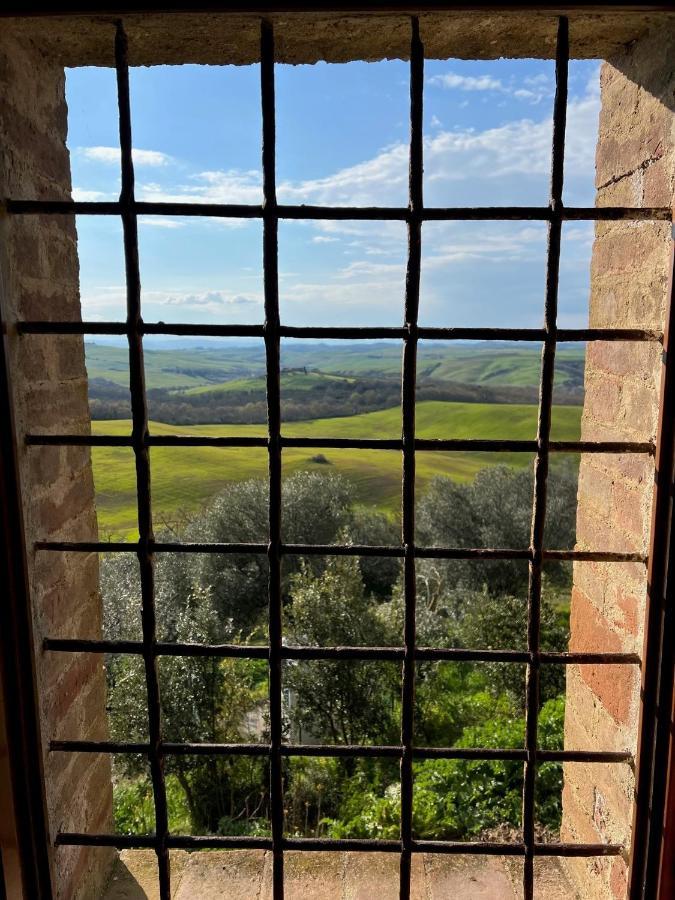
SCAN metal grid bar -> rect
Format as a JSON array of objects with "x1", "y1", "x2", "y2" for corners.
[
  {"x1": 50, "y1": 831, "x2": 624, "y2": 856},
  {"x1": 5, "y1": 198, "x2": 671, "y2": 222},
  {"x1": 23, "y1": 433, "x2": 656, "y2": 453},
  {"x1": 16, "y1": 320, "x2": 665, "y2": 343},
  {"x1": 42, "y1": 638, "x2": 641, "y2": 666},
  {"x1": 33, "y1": 539, "x2": 648, "y2": 563},
  {"x1": 399, "y1": 19, "x2": 424, "y2": 898},
  {"x1": 260, "y1": 20, "x2": 285, "y2": 899},
  {"x1": 49, "y1": 739, "x2": 633, "y2": 765},
  {"x1": 114, "y1": 21, "x2": 171, "y2": 897},
  {"x1": 522, "y1": 17, "x2": 568, "y2": 900}
]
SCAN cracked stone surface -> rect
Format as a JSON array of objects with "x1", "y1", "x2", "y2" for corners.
[{"x1": 103, "y1": 849, "x2": 580, "y2": 899}]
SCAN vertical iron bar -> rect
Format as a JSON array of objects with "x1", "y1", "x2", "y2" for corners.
[
  {"x1": 115, "y1": 22, "x2": 170, "y2": 899},
  {"x1": 399, "y1": 17, "x2": 424, "y2": 900},
  {"x1": 629, "y1": 220, "x2": 675, "y2": 899},
  {"x1": 261, "y1": 20, "x2": 284, "y2": 900},
  {"x1": 522, "y1": 16, "x2": 568, "y2": 900}
]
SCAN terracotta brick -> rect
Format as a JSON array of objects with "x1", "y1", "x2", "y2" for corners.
[
  {"x1": 610, "y1": 857, "x2": 628, "y2": 900},
  {"x1": 563, "y1": 28, "x2": 674, "y2": 900}
]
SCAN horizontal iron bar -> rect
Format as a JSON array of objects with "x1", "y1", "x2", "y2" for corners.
[
  {"x1": 25, "y1": 433, "x2": 656, "y2": 454},
  {"x1": 17, "y1": 321, "x2": 266, "y2": 338},
  {"x1": 25, "y1": 434, "x2": 269, "y2": 448},
  {"x1": 6, "y1": 199, "x2": 671, "y2": 222},
  {"x1": 48, "y1": 739, "x2": 633, "y2": 764},
  {"x1": 54, "y1": 831, "x2": 624, "y2": 856},
  {"x1": 540, "y1": 651, "x2": 641, "y2": 664},
  {"x1": 42, "y1": 637, "x2": 641, "y2": 665},
  {"x1": 533, "y1": 843, "x2": 624, "y2": 857},
  {"x1": 33, "y1": 539, "x2": 647, "y2": 565},
  {"x1": 412, "y1": 840, "x2": 623, "y2": 857},
  {"x1": 17, "y1": 320, "x2": 664, "y2": 344}
]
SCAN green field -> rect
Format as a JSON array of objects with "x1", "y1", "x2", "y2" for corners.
[
  {"x1": 86, "y1": 342, "x2": 585, "y2": 393},
  {"x1": 183, "y1": 370, "x2": 356, "y2": 396},
  {"x1": 92, "y1": 400, "x2": 582, "y2": 539}
]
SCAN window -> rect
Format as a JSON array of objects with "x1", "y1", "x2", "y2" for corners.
[{"x1": 1, "y1": 8, "x2": 674, "y2": 900}]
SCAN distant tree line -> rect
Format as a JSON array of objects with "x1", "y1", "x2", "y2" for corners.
[{"x1": 89, "y1": 375, "x2": 583, "y2": 424}]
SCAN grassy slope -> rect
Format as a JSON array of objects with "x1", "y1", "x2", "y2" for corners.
[
  {"x1": 86, "y1": 342, "x2": 585, "y2": 392},
  {"x1": 183, "y1": 371, "x2": 355, "y2": 396},
  {"x1": 92, "y1": 400, "x2": 581, "y2": 539}
]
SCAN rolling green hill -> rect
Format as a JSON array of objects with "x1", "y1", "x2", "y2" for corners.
[
  {"x1": 86, "y1": 341, "x2": 585, "y2": 393},
  {"x1": 91, "y1": 400, "x2": 581, "y2": 539}
]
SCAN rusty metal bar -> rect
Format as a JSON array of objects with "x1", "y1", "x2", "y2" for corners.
[
  {"x1": 52, "y1": 830, "x2": 624, "y2": 857},
  {"x1": 34, "y1": 539, "x2": 647, "y2": 565},
  {"x1": 399, "y1": 18, "x2": 423, "y2": 899},
  {"x1": 522, "y1": 16, "x2": 568, "y2": 900},
  {"x1": 114, "y1": 21, "x2": 171, "y2": 897},
  {"x1": 24, "y1": 433, "x2": 656, "y2": 453},
  {"x1": 48, "y1": 738, "x2": 633, "y2": 765},
  {"x1": 5, "y1": 198, "x2": 671, "y2": 222},
  {"x1": 16, "y1": 320, "x2": 665, "y2": 343},
  {"x1": 260, "y1": 19, "x2": 285, "y2": 900},
  {"x1": 42, "y1": 637, "x2": 641, "y2": 666}
]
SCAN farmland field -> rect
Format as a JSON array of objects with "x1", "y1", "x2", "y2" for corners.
[{"x1": 91, "y1": 399, "x2": 582, "y2": 539}]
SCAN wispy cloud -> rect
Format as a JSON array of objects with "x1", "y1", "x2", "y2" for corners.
[
  {"x1": 428, "y1": 70, "x2": 554, "y2": 105},
  {"x1": 429, "y1": 72, "x2": 504, "y2": 92},
  {"x1": 160, "y1": 290, "x2": 260, "y2": 310},
  {"x1": 77, "y1": 146, "x2": 173, "y2": 167},
  {"x1": 75, "y1": 69, "x2": 599, "y2": 327},
  {"x1": 71, "y1": 187, "x2": 112, "y2": 202},
  {"x1": 138, "y1": 216, "x2": 184, "y2": 229}
]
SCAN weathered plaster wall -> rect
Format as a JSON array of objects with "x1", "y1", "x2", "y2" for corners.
[
  {"x1": 562, "y1": 24, "x2": 675, "y2": 900},
  {"x1": 0, "y1": 30, "x2": 114, "y2": 900}
]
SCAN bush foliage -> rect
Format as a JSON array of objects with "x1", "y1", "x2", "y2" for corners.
[{"x1": 103, "y1": 466, "x2": 575, "y2": 839}]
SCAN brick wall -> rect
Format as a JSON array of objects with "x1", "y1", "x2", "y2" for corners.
[
  {"x1": 0, "y1": 29, "x2": 115, "y2": 899},
  {"x1": 562, "y1": 25, "x2": 675, "y2": 900}
]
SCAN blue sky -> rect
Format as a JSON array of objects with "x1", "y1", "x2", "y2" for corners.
[{"x1": 66, "y1": 57, "x2": 600, "y2": 329}]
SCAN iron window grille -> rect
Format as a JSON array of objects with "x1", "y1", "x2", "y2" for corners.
[{"x1": 4, "y1": 12, "x2": 674, "y2": 900}]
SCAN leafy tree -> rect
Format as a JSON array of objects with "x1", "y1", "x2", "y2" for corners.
[
  {"x1": 102, "y1": 466, "x2": 573, "y2": 840},
  {"x1": 188, "y1": 471, "x2": 354, "y2": 630},
  {"x1": 103, "y1": 556, "x2": 268, "y2": 833},
  {"x1": 416, "y1": 463, "x2": 578, "y2": 598},
  {"x1": 344, "y1": 508, "x2": 402, "y2": 598},
  {"x1": 451, "y1": 586, "x2": 569, "y2": 707},
  {"x1": 284, "y1": 557, "x2": 398, "y2": 745}
]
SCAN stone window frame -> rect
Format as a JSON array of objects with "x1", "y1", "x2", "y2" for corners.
[{"x1": 0, "y1": 5, "x2": 674, "y2": 900}]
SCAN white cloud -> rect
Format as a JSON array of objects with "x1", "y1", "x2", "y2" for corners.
[
  {"x1": 86, "y1": 71, "x2": 596, "y2": 218},
  {"x1": 138, "y1": 216, "x2": 184, "y2": 229},
  {"x1": 429, "y1": 72, "x2": 503, "y2": 92},
  {"x1": 71, "y1": 188, "x2": 111, "y2": 201},
  {"x1": 423, "y1": 224, "x2": 546, "y2": 269},
  {"x1": 76, "y1": 69, "x2": 601, "y2": 327},
  {"x1": 428, "y1": 69, "x2": 553, "y2": 105},
  {"x1": 77, "y1": 146, "x2": 173, "y2": 167},
  {"x1": 159, "y1": 290, "x2": 260, "y2": 310},
  {"x1": 135, "y1": 172, "x2": 262, "y2": 218}
]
